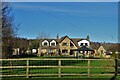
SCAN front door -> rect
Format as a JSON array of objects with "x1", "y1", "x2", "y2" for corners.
[{"x1": 70, "y1": 50, "x2": 74, "y2": 55}]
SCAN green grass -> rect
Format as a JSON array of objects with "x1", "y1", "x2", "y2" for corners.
[
  {"x1": 1, "y1": 58, "x2": 120, "y2": 79},
  {"x1": 2, "y1": 77, "x2": 120, "y2": 80},
  {"x1": 29, "y1": 68, "x2": 58, "y2": 74}
]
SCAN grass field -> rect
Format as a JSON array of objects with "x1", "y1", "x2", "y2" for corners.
[{"x1": 1, "y1": 58, "x2": 120, "y2": 79}]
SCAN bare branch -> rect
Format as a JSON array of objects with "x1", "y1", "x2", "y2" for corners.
[{"x1": 36, "y1": 32, "x2": 50, "y2": 39}]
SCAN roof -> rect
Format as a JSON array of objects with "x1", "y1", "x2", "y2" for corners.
[
  {"x1": 59, "y1": 35, "x2": 69, "y2": 43},
  {"x1": 90, "y1": 42, "x2": 101, "y2": 50},
  {"x1": 105, "y1": 43, "x2": 119, "y2": 52},
  {"x1": 90, "y1": 42, "x2": 119, "y2": 52},
  {"x1": 100, "y1": 43, "x2": 113, "y2": 50},
  {"x1": 38, "y1": 35, "x2": 91, "y2": 49},
  {"x1": 39, "y1": 39, "x2": 58, "y2": 43},
  {"x1": 39, "y1": 38, "x2": 59, "y2": 49},
  {"x1": 59, "y1": 35, "x2": 88, "y2": 48},
  {"x1": 73, "y1": 46, "x2": 94, "y2": 51},
  {"x1": 71, "y1": 38, "x2": 86, "y2": 48},
  {"x1": 105, "y1": 51, "x2": 112, "y2": 55}
]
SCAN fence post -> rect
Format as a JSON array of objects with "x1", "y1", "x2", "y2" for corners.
[
  {"x1": 26, "y1": 59, "x2": 29, "y2": 78},
  {"x1": 10, "y1": 60, "x2": 13, "y2": 73},
  {"x1": 58, "y1": 59, "x2": 61, "y2": 78},
  {"x1": 88, "y1": 60, "x2": 90, "y2": 78},
  {"x1": 115, "y1": 58, "x2": 118, "y2": 77}
]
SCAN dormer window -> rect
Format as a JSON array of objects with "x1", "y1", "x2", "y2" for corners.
[
  {"x1": 42, "y1": 40, "x2": 49, "y2": 46},
  {"x1": 51, "y1": 43, "x2": 55, "y2": 46},
  {"x1": 50, "y1": 40, "x2": 56, "y2": 46},
  {"x1": 44, "y1": 42, "x2": 48, "y2": 46},
  {"x1": 78, "y1": 40, "x2": 90, "y2": 47},
  {"x1": 80, "y1": 43, "x2": 84, "y2": 46},
  {"x1": 85, "y1": 43, "x2": 88, "y2": 46}
]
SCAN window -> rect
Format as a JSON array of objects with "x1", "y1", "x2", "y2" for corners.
[
  {"x1": 48, "y1": 50, "x2": 53, "y2": 53},
  {"x1": 101, "y1": 50, "x2": 103, "y2": 53},
  {"x1": 70, "y1": 42, "x2": 74, "y2": 47},
  {"x1": 62, "y1": 50, "x2": 68, "y2": 53},
  {"x1": 85, "y1": 43, "x2": 88, "y2": 46},
  {"x1": 62, "y1": 43, "x2": 68, "y2": 46},
  {"x1": 51, "y1": 43, "x2": 55, "y2": 46},
  {"x1": 44, "y1": 42, "x2": 48, "y2": 46},
  {"x1": 80, "y1": 43, "x2": 84, "y2": 46},
  {"x1": 42, "y1": 40, "x2": 49, "y2": 46},
  {"x1": 50, "y1": 40, "x2": 56, "y2": 46},
  {"x1": 78, "y1": 40, "x2": 90, "y2": 46}
]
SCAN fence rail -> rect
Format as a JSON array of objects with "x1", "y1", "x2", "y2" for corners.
[{"x1": 0, "y1": 58, "x2": 120, "y2": 78}]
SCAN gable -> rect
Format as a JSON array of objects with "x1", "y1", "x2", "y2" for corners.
[
  {"x1": 59, "y1": 36, "x2": 77, "y2": 48},
  {"x1": 98, "y1": 46, "x2": 106, "y2": 52},
  {"x1": 50, "y1": 40, "x2": 56, "y2": 46},
  {"x1": 42, "y1": 40, "x2": 49, "y2": 46},
  {"x1": 78, "y1": 39, "x2": 90, "y2": 47},
  {"x1": 59, "y1": 36, "x2": 68, "y2": 43}
]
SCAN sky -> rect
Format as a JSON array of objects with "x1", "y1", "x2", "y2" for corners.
[{"x1": 10, "y1": 2, "x2": 118, "y2": 43}]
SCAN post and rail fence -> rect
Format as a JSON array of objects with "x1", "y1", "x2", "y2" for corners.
[{"x1": 0, "y1": 58, "x2": 120, "y2": 78}]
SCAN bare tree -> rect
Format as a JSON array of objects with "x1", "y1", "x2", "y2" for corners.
[
  {"x1": 1, "y1": 2, "x2": 16, "y2": 58},
  {"x1": 36, "y1": 32, "x2": 50, "y2": 39},
  {"x1": 36, "y1": 32, "x2": 50, "y2": 56}
]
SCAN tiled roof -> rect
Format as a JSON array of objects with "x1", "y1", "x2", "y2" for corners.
[
  {"x1": 90, "y1": 42, "x2": 119, "y2": 51},
  {"x1": 90, "y1": 42, "x2": 101, "y2": 50}
]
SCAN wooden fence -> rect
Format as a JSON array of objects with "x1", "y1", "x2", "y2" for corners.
[{"x1": 0, "y1": 58, "x2": 120, "y2": 78}]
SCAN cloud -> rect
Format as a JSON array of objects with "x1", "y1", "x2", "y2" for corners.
[
  {"x1": 11, "y1": 3, "x2": 117, "y2": 17},
  {"x1": 11, "y1": 3, "x2": 97, "y2": 16},
  {"x1": 12, "y1": 3, "x2": 84, "y2": 13}
]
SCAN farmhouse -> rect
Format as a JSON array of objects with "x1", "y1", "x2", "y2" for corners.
[
  {"x1": 12, "y1": 35, "x2": 118, "y2": 58},
  {"x1": 37, "y1": 35, "x2": 95, "y2": 57}
]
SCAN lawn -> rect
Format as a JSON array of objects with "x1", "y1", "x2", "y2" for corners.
[{"x1": 1, "y1": 58, "x2": 119, "y2": 79}]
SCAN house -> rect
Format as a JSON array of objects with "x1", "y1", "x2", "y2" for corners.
[
  {"x1": 38, "y1": 35, "x2": 92, "y2": 57},
  {"x1": 91, "y1": 42, "x2": 113, "y2": 58},
  {"x1": 13, "y1": 48, "x2": 20, "y2": 55},
  {"x1": 38, "y1": 38, "x2": 59, "y2": 56}
]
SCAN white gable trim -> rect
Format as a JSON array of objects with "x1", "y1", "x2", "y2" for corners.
[
  {"x1": 42, "y1": 40, "x2": 49, "y2": 46},
  {"x1": 78, "y1": 39, "x2": 90, "y2": 47},
  {"x1": 50, "y1": 40, "x2": 56, "y2": 46}
]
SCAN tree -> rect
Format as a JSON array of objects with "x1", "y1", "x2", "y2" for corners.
[
  {"x1": 36, "y1": 32, "x2": 50, "y2": 56},
  {"x1": 36, "y1": 32, "x2": 50, "y2": 39},
  {"x1": 29, "y1": 40, "x2": 39, "y2": 50},
  {"x1": 13, "y1": 37, "x2": 29, "y2": 54},
  {"x1": 1, "y1": 2, "x2": 16, "y2": 58}
]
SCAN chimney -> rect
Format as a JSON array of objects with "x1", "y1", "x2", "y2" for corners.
[
  {"x1": 87, "y1": 35, "x2": 90, "y2": 40},
  {"x1": 56, "y1": 34, "x2": 59, "y2": 41}
]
